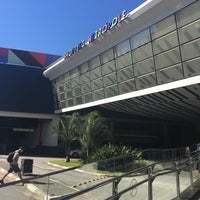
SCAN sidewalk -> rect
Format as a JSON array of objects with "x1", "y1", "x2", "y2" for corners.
[
  {"x1": 0, "y1": 155, "x2": 66, "y2": 199},
  {"x1": 0, "y1": 154, "x2": 109, "y2": 200},
  {"x1": 1, "y1": 154, "x2": 200, "y2": 200}
]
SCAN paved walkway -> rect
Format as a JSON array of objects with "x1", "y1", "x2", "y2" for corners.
[
  {"x1": 0, "y1": 155, "x2": 66, "y2": 199},
  {"x1": 1, "y1": 154, "x2": 200, "y2": 200},
  {"x1": 0, "y1": 155, "x2": 109, "y2": 199}
]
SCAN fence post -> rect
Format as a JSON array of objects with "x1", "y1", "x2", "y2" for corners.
[
  {"x1": 189, "y1": 156, "x2": 193, "y2": 188},
  {"x1": 148, "y1": 166, "x2": 154, "y2": 200},
  {"x1": 45, "y1": 175, "x2": 50, "y2": 200},
  {"x1": 112, "y1": 178, "x2": 121, "y2": 200},
  {"x1": 175, "y1": 162, "x2": 181, "y2": 199}
]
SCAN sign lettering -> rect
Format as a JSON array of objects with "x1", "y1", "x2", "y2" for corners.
[{"x1": 64, "y1": 10, "x2": 127, "y2": 60}]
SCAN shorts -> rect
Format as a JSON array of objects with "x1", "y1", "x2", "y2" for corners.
[{"x1": 8, "y1": 164, "x2": 21, "y2": 173}]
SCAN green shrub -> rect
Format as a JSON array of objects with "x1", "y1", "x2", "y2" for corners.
[
  {"x1": 88, "y1": 145, "x2": 140, "y2": 162},
  {"x1": 85, "y1": 145, "x2": 142, "y2": 172}
]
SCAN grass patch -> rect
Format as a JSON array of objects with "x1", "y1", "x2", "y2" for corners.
[
  {"x1": 50, "y1": 159, "x2": 83, "y2": 168},
  {"x1": 49, "y1": 160, "x2": 123, "y2": 176},
  {"x1": 49, "y1": 159, "x2": 162, "y2": 177},
  {"x1": 81, "y1": 163, "x2": 124, "y2": 176}
]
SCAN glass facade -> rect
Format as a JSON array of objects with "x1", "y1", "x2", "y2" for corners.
[{"x1": 53, "y1": 1, "x2": 200, "y2": 110}]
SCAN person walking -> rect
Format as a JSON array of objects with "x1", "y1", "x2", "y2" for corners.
[{"x1": 0, "y1": 146, "x2": 24, "y2": 185}]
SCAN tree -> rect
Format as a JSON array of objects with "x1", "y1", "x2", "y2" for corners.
[
  {"x1": 79, "y1": 111, "x2": 111, "y2": 158},
  {"x1": 53, "y1": 112, "x2": 80, "y2": 162}
]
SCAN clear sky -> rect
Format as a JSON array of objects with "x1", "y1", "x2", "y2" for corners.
[{"x1": 0, "y1": 0, "x2": 146, "y2": 56}]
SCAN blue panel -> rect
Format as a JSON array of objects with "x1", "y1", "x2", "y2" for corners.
[
  {"x1": 0, "y1": 55, "x2": 8, "y2": 63},
  {"x1": 45, "y1": 54, "x2": 61, "y2": 67}
]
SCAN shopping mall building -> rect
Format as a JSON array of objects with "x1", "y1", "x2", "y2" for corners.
[
  {"x1": 0, "y1": 48, "x2": 61, "y2": 154},
  {"x1": 44, "y1": 0, "x2": 200, "y2": 149},
  {"x1": 0, "y1": 0, "x2": 199, "y2": 154}
]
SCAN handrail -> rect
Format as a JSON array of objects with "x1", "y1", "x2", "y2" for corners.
[
  {"x1": 0, "y1": 165, "x2": 81, "y2": 188},
  {"x1": 0, "y1": 145, "x2": 189, "y2": 188},
  {"x1": 58, "y1": 152, "x2": 200, "y2": 200},
  {"x1": 1, "y1": 144, "x2": 200, "y2": 199}
]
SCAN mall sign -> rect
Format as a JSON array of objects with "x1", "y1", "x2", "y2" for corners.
[{"x1": 64, "y1": 10, "x2": 127, "y2": 60}]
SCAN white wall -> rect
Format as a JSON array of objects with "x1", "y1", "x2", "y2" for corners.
[
  {"x1": 40, "y1": 117, "x2": 59, "y2": 146},
  {"x1": 34, "y1": 115, "x2": 58, "y2": 147}
]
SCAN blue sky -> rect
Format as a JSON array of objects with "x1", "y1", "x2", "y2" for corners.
[{"x1": 0, "y1": 0, "x2": 146, "y2": 56}]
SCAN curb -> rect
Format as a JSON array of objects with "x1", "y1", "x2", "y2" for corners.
[
  {"x1": 47, "y1": 162, "x2": 69, "y2": 169},
  {"x1": 72, "y1": 175, "x2": 108, "y2": 188}
]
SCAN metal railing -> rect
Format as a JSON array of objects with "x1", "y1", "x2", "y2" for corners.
[
  {"x1": 140, "y1": 144, "x2": 199, "y2": 161},
  {"x1": 0, "y1": 145, "x2": 200, "y2": 200},
  {"x1": 57, "y1": 152, "x2": 200, "y2": 200}
]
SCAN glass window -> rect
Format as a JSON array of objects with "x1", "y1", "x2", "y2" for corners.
[
  {"x1": 119, "y1": 79, "x2": 136, "y2": 94},
  {"x1": 80, "y1": 72, "x2": 90, "y2": 83},
  {"x1": 62, "y1": 72, "x2": 70, "y2": 82},
  {"x1": 59, "y1": 93, "x2": 65, "y2": 101},
  {"x1": 67, "y1": 99, "x2": 74, "y2": 107},
  {"x1": 115, "y1": 52, "x2": 132, "y2": 70},
  {"x1": 80, "y1": 62, "x2": 89, "y2": 73},
  {"x1": 183, "y1": 57, "x2": 200, "y2": 78},
  {"x1": 75, "y1": 96, "x2": 82, "y2": 105},
  {"x1": 153, "y1": 31, "x2": 179, "y2": 55},
  {"x1": 157, "y1": 64, "x2": 183, "y2": 84},
  {"x1": 117, "y1": 65, "x2": 134, "y2": 82},
  {"x1": 101, "y1": 48, "x2": 114, "y2": 64},
  {"x1": 81, "y1": 82, "x2": 91, "y2": 93},
  {"x1": 102, "y1": 60, "x2": 116, "y2": 75},
  {"x1": 151, "y1": 15, "x2": 176, "y2": 39},
  {"x1": 91, "y1": 78, "x2": 103, "y2": 90},
  {"x1": 65, "y1": 81, "x2": 71, "y2": 90},
  {"x1": 90, "y1": 66, "x2": 102, "y2": 80},
  {"x1": 83, "y1": 93, "x2": 92, "y2": 103},
  {"x1": 66, "y1": 90, "x2": 72, "y2": 99},
  {"x1": 71, "y1": 76, "x2": 80, "y2": 88},
  {"x1": 105, "y1": 85, "x2": 118, "y2": 98},
  {"x1": 72, "y1": 87, "x2": 81, "y2": 97},
  {"x1": 176, "y1": 1, "x2": 200, "y2": 28},
  {"x1": 134, "y1": 58, "x2": 154, "y2": 77},
  {"x1": 178, "y1": 20, "x2": 200, "y2": 44},
  {"x1": 103, "y1": 73, "x2": 117, "y2": 87},
  {"x1": 88, "y1": 56, "x2": 100, "y2": 69},
  {"x1": 114, "y1": 39, "x2": 130, "y2": 57},
  {"x1": 155, "y1": 48, "x2": 181, "y2": 69},
  {"x1": 93, "y1": 89, "x2": 104, "y2": 101},
  {"x1": 180, "y1": 38, "x2": 200, "y2": 61},
  {"x1": 70, "y1": 68, "x2": 79, "y2": 78},
  {"x1": 130, "y1": 28, "x2": 150, "y2": 50},
  {"x1": 136, "y1": 73, "x2": 157, "y2": 90},
  {"x1": 60, "y1": 101, "x2": 66, "y2": 109},
  {"x1": 132, "y1": 43, "x2": 152, "y2": 63},
  {"x1": 58, "y1": 85, "x2": 64, "y2": 93}
]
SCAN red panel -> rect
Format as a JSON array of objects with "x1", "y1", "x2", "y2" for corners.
[
  {"x1": 0, "y1": 47, "x2": 9, "y2": 55},
  {"x1": 30, "y1": 52, "x2": 46, "y2": 67}
]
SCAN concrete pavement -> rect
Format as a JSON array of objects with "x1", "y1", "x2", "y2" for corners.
[
  {"x1": 0, "y1": 155, "x2": 69, "y2": 199},
  {"x1": 0, "y1": 155, "x2": 108, "y2": 200},
  {"x1": 1, "y1": 154, "x2": 200, "y2": 200}
]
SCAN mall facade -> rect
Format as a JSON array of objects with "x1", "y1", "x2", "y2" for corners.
[
  {"x1": 44, "y1": 0, "x2": 200, "y2": 149},
  {"x1": 0, "y1": 47, "x2": 61, "y2": 154}
]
